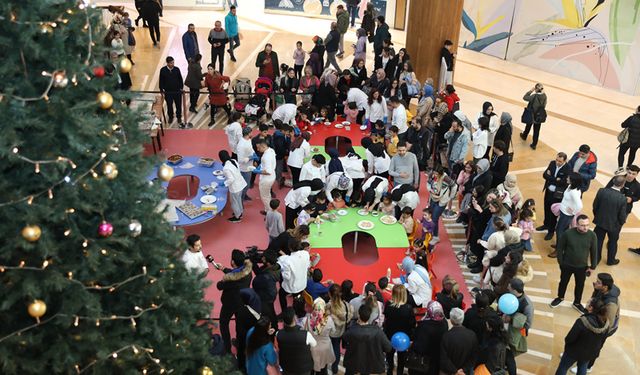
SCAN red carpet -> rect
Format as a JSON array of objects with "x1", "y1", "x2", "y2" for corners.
[{"x1": 145, "y1": 129, "x2": 471, "y2": 320}]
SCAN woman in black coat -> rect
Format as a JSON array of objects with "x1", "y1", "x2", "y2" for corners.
[
  {"x1": 489, "y1": 140, "x2": 509, "y2": 188},
  {"x1": 383, "y1": 285, "x2": 416, "y2": 375},
  {"x1": 555, "y1": 299, "x2": 609, "y2": 375},
  {"x1": 618, "y1": 105, "x2": 640, "y2": 169},
  {"x1": 482, "y1": 314, "x2": 508, "y2": 373},
  {"x1": 236, "y1": 289, "x2": 262, "y2": 373},
  {"x1": 279, "y1": 67, "x2": 300, "y2": 104},
  {"x1": 408, "y1": 301, "x2": 448, "y2": 375},
  {"x1": 494, "y1": 112, "x2": 513, "y2": 155}
]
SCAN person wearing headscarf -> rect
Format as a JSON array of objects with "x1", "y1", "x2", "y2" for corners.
[
  {"x1": 327, "y1": 148, "x2": 344, "y2": 174},
  {"x1": 474, "y1": 101, "x2": 499, "y2": 158},
  {"x1": 497, "y1": 173, "x2": 524, "y2": 211},
  {"x1": 360, "y1": 175, "x2": 388, "y2": 210},
  {"x1": 340, "y1": 147, "x2": 366, "y2": 200},
  {"x1": 409, "y1": 300, "x2": 448, "y2": 375},
  {"x1": 468, "y1": 158, "x2": 493, "y2": 193},
  {"x1": 325, "y1": 171, "x2": 353, "y2": 203},
  {"x1": 354, "y1": 28, "x2": 367, "y2": 62},
  {"x1": 393, "y1": 256, "x2": 432, "y2": 308},
  {"x1": 288, "y1": 131, "x2": 312, "y2": 185},
  {"x1": 284, "y1": 178, "x2": 325, "y2": 228},
  {"x1": 494, "y1": 112, "x2": 513, "y2": 155},
  {"x1": 390, "y1": 183, "x2": 419, "y2": 219},
  {"x1": 367, "y1": 142, "x2": 391, "y2": 177},
  {"x1": 310, "y1": 35, "x2": 326, "y2": 71},
  {"x1": 414, "y1": 80, "x2": 435, "y2": 127},
  {"x1": 313, "y1": 69, "x2": 338, "y2": 119},
  {"x1": 303, "y1": 298, "x2": 336, "y2": 374},
  {"x1": 235, "y1": 288, "x2": 262, "y2": 373}
]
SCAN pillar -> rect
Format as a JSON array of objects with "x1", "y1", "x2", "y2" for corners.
[{"x1": 405, "y1": 0, "x2": 464, "y2": 90}]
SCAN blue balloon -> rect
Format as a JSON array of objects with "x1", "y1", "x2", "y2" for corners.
[
  {"x1": 391, "y1": 332, "x2": 410, "y2": 352},
  {"x1": 498, "y1": 293, "x2": 519, "y2": 315}
]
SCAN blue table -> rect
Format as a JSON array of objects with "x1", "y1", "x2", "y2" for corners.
[{"x1": 152, "y1": 156, "x2": 228, "y2": 226}]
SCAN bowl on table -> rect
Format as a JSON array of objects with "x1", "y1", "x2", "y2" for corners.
[
  {"x1": 167, "y1": 154, "x2": 183, "y2": 165},
  {"x1": 334, "y1": 123, "x2": 344, "y2": 129}
]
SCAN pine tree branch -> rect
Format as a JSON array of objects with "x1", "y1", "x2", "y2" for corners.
[{"x1": 0, "y1": 314, "x2": 61, "y2": 343}]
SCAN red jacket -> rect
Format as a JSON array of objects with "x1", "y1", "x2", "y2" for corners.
[
  {"x1": 204, "y1": 73, "x2": 230, "y2": 106},
  {"x1": 444, "y1": 92, "x2": 460, "y2": 112}
]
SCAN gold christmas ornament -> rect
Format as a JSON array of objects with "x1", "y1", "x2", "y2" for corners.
[
  {"x1": 119, "y1": 58, "x2": 133, "y2": 73},
  {"x1": 157, "y1": 164, "x2": 174, "y2": 182},
  {"x1": 40, "y1": 24, "x2": 53, "y2": 34},
  {"x1": 102, "y1": 161, "x2": 118, "y2": 179},
  {"x1": 52, "y1": 70, "x2": 68, "y2": 88},
  {"x1": 97, "y1": 91, "x2": 113, "y2": 110},
  {"x1": 22, "y1": 224, "x2": 42, "y2": 242},
  {"x1": 198, "y1": 366, "x2": 213, "y2": 375},
  {"x1": 28, "y1": 300, "x2": 47, "y2": 319}
]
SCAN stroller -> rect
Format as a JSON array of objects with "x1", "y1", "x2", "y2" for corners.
[
  {"x1": 232, "y1": 77, "x2": 252, "y2": 112},
  {"x1": 244, "y1": 76, "x2": 273, "y2": 123}
]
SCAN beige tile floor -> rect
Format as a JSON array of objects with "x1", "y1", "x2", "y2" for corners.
[{"x1": 101, "y1": 1, "x2": 640, "y2": 373}]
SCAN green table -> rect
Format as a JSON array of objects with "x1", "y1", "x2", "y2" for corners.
[
  {"x1": 304, "y1": 146, "x2": 367, "y2": 163},
  {"x1": 308, "y1": 207, "x2": 409, "y2": 249}
]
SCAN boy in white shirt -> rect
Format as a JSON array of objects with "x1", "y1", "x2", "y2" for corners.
[{"x1": 390, "y1": 96, "x2": 408, "y2": 141}]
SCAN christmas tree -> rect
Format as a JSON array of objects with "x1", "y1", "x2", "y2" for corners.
[{"x1": 0, "y1": 1, "x2": 237, "y2": 373}]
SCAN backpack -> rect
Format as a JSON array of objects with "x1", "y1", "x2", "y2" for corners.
[
  {"x1": 234, "y1": 77, "x2": 252, "y2": 100},
  {"x1": 209, "y1": 333, "x2": 225, "y2": 356}
]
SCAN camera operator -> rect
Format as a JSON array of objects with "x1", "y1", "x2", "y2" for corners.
[
  {"x1": 277, "y1": 238, "x2": 311, "y2": 312},
  {"x1": 251, "y1": 249, "x2": 281, "y2": 329},
  {"x1": 215, "y1": 249, "x2": 253, "y2": 354}
]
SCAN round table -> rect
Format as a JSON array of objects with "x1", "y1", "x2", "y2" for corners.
[{"x1": 152, "y1": 156, "x2": 228, "y2": 226}]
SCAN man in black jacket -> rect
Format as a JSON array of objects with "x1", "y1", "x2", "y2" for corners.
[
  {"x1": 441, "y1": 308, "x2": 478, "y2": 375},
  {"x1": 139, "y1": 0, "x2": 162, "y2": 46},
  {"x1": 343, "y1": 304, "x2": 392, "y2": 375},
  {"x1": 252, "y1": 250, "x2": 281, "y2": 329},
  {"x1": 215, "y1": 249, "x2": 253, "y2": 353},
  {"x1": 607, "y1": 165, "x2": 640, "y2": 215},
  {"x1": 207, "y1": 20, "x2": 228, "y2": 74},
  {"x1": 538, "y1": 152, "x2": 570, "y2": 240},
  {"x1": 324, "y1": 22, "x2": 341, "y2": 71},
  {"x1": 276, "y1": 308, "x2": 316, "y2": 375},
  {"x1": 592, "y1": 176, "x2": 627, "y2": 265},
  {"x1": 158, "y1": 56, "x2": 184, "y2": 126}
]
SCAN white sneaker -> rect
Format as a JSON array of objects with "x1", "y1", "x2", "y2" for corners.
[
  {"x1": 571, "y1": 366, "x2": 592, "y2": 374},
  {"x1": 429, "y1": 236, "x2": 440, "y2": 246}
]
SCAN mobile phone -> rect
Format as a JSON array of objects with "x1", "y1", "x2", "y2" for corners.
[{"x1": 205, "y1": 255, "x2": 214, "y2": 263}]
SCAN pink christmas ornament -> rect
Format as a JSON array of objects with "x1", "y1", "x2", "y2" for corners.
[{"x1": 98, "y1": 221, "x2": 113, "y2": 237}]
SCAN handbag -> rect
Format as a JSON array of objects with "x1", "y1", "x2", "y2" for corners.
[
  {"x1": 405, "y1": 351, "x2": 430, "y2": 371},
  {"x1": 618, "y1": 127, "x2": 629, "y2": 144},
  {"x1": 534, "y1": 108, "x2": 547, "y2": 123},
  {"x1": 552, "y1": 188, "x2": 565, "y2": 200},
  {"x1": 520, "y1": 107, "x2": 532, "y2": 124}
]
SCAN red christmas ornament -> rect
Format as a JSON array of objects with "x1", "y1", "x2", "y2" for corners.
[
  {"x1": 98, "y1": 221, "x2": 113, "y2": 237},
  {"x1": 92, "y1": 66, "x2": 105, "y2": 78}
]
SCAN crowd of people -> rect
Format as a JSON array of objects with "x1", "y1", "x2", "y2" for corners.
[{"x1": 102, "y1": 2, "x2": 640, "y2": 375}]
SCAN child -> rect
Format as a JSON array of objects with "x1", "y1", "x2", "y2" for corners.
[
  {"x1": 311, "y1": 191, "x2": 328, "y2": 217},
  {"x1": 344, "y1": 102, "x2": 359, "y2": 124},
  {"x1": 518, "y1": 208, "x2": 535, "y2": 251},
  {"x1": 386, "y1": 125, "x2": 399, "y2": 156},
  {"x1": 377, "y1": 276, "x2": 393, "y2": 304},
  {"x1": 292, "y1": 41, "x2": 306, "y2": 80},
  {"x1": 266, "y1": 199, "x2": 285, "y2": 243},
  {"x1": 306, "y1": 268, "x2": 332, "y2": 300},
  {"x1": 420, "y1": 207, "x2": 435, "y2": 242},
  {"x1": 302, "y1": 241, "x2": 321, "y2": 268},
  {"x1": 297, "y1": 203, "x2": 314, "y2": 226},
  {"x1": 328, "y1": 191, "x2": 347, "y2": 210},
  {"x1": 521, "y1": 198, "x2": 537, "y2": 222},
  {"x1": 296, "y1": 106, "x2": 313, "y2": 131},
  {"x1": 413, "y1": 239, "x2": 429, "y2": 269},
  {"x1": 379, "y1": 195, "x2": 395, "y2": 216},
  {"x1": 320, "y1": 106, "x2": 334, "y2": 122},
  {"x1": 372, "y1": 120, "x2": 386, "y2": 138},
  {"x1": 398, "y1": 206, "x2": 415, "y2": 237}
]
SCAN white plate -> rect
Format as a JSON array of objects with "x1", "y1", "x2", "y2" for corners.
[
  {"x1": 357, "y1": 220, "x2": 374, "y2": 230},
  {"x1": 336, "y1": 209, "x2": 348, "y2": 216},
  {"x1": 216, "y1": 175, "x2": 225, "y2": 180},
  {"x1": 200, "y1": 195, "x2": 217, "y2": 204},
  {"x1": 324, "y1": 121, "x2": 332, "y2": 126},
  {"x1": 360, "y1": 125, "x2": 368, "y2": 131},
  {"x1": 342, "y1": 121, "x2": 351, "y2": 126},
  {"x1": 213, "y1": 170, "x2": 224, "y2": 176},
  {"x1": 357, "y1": 209, "x2": 369, "y2": 216},
  {"x1": 380, "y1": 215, "x2": 397, "y2": 225},
  {"x1": 334, "y1": 124, "x2": 344, "y2": 129}
]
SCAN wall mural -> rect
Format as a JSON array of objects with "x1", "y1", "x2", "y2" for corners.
[
  {"x1": 460, "y1": 0, "x2": 640, "y2": 95},
  {"x1": 264, "y1": 0, "x2": 387, "y2": 20}
]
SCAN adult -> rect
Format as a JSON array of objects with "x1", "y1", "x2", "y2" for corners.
[
  {"x1": 483, "y1": 314, "x2": 509, "y2": 374},
  {"x1": 354, "y1": 29, "x2": 367, "y2": 62},
  {"x1": 389, "y1": 141, "x2": 419, "y2": 188},
  {"x1": 346, "y1": 87, "x2": 369, "y2": 124},
  {"x1": 220, "y1": 150, "x2": 246, "y2": 222},
  {"x1": 235, "y1": 289, "x2": 262, "y2": 373},
  {"x1": 427, "y1": 165, "x2": 458, "y2": 245},
  {"x1": 367, "y1": 142, "x2": 391, "y2": 178},
  {"x1": 184, "y1": 53, "x2": 203, "y2": 114},
  {"x1": 300, "y1": 154, "x2": 327, "y2": 183},
  {"x1": 539, "y1": 152, "x2": 570, "y2": 240},
  {"x1": 409, "y1": 300, "x2": 448, "y2": 375},
  {"x1": 388, "y1": 48, "x2": 409, "y2": 81},
  {"x1": 310, "y1": 36, "x2": 326, "y2": 71},
  {"x1": 140, "y1": 0, "x2": 161, "y2": 47},
  {"x1": 255, "y1": 138, "x2": 276, "y2": 215},
  {"x1": 361, "y1": 2, "x2": 376, "y2": 41},
  {"x1": 284, "y1": 179, "x2": 324, "y2": 229},
  {"x1": 323, "y1": 22, "x2": 341, "y2": 71},
  {"x1": 340, "y1": 148, "x2": 366, "y2": 200},
  {"x1": 327, "y1": 148, "x2": 344, "y2": 175},
  {"x1": 276, "y1": 307, "x2": 316, "y2": 375},
  {"x1": 440, "y1": 40, "x2": 455, "y2": 87},
  {"x1": 475, "y1": 101, "x2": 499, "y2": 157},
  {"x1": 472, "y1": 117, "x2": 490, "y2": 162},
  {"x1": 224, "y1": 111, "x2": 242, "y2": 157},
  {"x1": 373, "y1": 16, "x2": 391, "y2": 68},
  {"x1": 550, "y1": 215, "x2": 598, "y2": 314},
  {"x1": 441, "y1": 84, "x2": 460, "y2": 113},
  {"x1": 390, "y1": 96, "x2": 408, "y2": 141},
  {"x1": 267, "y1": 225, "x2": 310, "y2": 256},
  {"x1": 406, "y1": 118, "x2": 430, "y2": 171},
  {"x1": 592, "y1": 175, "x2": 627, "y2": 265},
  {"x1": 326, "y1": 284, "x2": 353, "y2": 374},
  {"x1": 398, "y1": 256, "x2": 432, "y2": 307},
  {"x1": 313, "y1": 70, "x2": 336, "y2": 116},
  {"x1": 335, "y1": 5, "x2": 349, "y2": 58},
  {"x1": 203, "y1": 64, "x2": 230, "y2": 126},
  {"x1": 520, "y1": 83, "x2": 547, "y2": 150},
  {"x1": 549, "y1": 173, "x2": 583, "y2": 257},
  {"x1": 415, "y1": 81, "x2": 435, "y2": 127},
  {"x1": 349, "y1": 283, "x2": 384, "y2": 326},
  {"x1": 158, "y1": 56, "x2": 184, "y2": 126},
  {"x1": 245, "y1": 317, "x2": 278, "y2": 375},
  {"x1": 618, "y1": 105, "x2": 640, "y2": 169},
  {"x1": 463, "y1": 292, "x2": 498, "y2": 347},
  {"x1": 489, "y1": 140, "x2": 510, "y2": 188},
  {"x1": 391, "y1": 184, "x2": 420, "y2": 219},
  {"x1": 251, "y1": 250, "x2": 281, "y2": 328},
  {"x1": 398, "y1": 62, "x2": 420, "y2": 99},
  {"x1": 271, "y1": 123, "x2": 291, "y2": 188},
  {"x1": 494, "y1": 112, "x2": 513, "y2": 155},
  {"x1": 180, "y1": 234, "x2": 209, "y2": 275},
  {"x1": 497, "y1": 173, "x2": 524, "y2": 212},
  {"x1": 134, "y1": 0, "x2": 147, "y2": 28},
  {"x1": 337, "y1": 69, "x2": 358, "y2": 114},
  {"x1": 207, "y1": 20, "x2": 228, "y2": 74},
  {"x1": 278, "y1": 245, "x2": 311, "y2": 311},
  {"x1": 325, "y1": 171, "x2": 353, "y2": 203},
  {"x1": 554, "y1": 299, "x2": 609, "y2": 375},
  {"x1": 216, "y1": 249, "x2": 253, "y2": 353},
  {"x1": 181, "y1": 23, "x2": 199, "y2": 62},
  {"x1": 343, "y1": 304, "x2": 392, "y2": 375},
  {"x1": 436, "y1": 275, "x2": 464, "y2": 319},
  {"x1": 360, "y1": 175, "x2": 388, "y2": 211},
  {"x1": 567, "y1": 144, "x2": 598, "y2": 192},
  {"x1": 505, "y1": 279, "x2": 534, "y2": 375},
  {"x1": 299, "y1": 66, "x2": 320, "y2": 104},
  {"x1": 365, "y1": 89, "x2": 388, "y2": 127},
  {"x1": 346, "y1": 0, "x2": 360, "y2": 27},
  {"x1": 445, "y1": 118, "x2": 470, "y2": 174},
  {"x1": 469, "y1": 159, "x2": 493, "y2": 195},
  {"x1": 236, "y1": 127, "x2": 254, "y2": 201},
  {"x1": 302, "y1": 298, "x2": 336, "y2": 375},
  {"x1": 224, "y1": 5, "x2": 239, "y2": 62},
  {"x1": 441, "y1": 308, "x2": 478, "y2": 375},
  {"x1": 383, "y1": 285, "x2": 416, "y2": 375},
  {"x1": 272, "y1": 103, "x2": 298, "y2": 127},
  {"x1": 287, "y1": 131, "x2": 311, "y2": 185},
  {"x1": 255, "y1": 43, "x2": 279, "y2": 83},
  {"x1": 368, "y1": 68, "x2": 390, "y2": 96},
  {"x1": 279, "y1": 68, "x2": 300, "y2": 104},
  {"x1": 607, "y1": 165, "x2": 640, "y2": 215}
]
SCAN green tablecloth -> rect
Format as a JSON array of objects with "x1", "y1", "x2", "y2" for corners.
[
  {"x1": 304, "y1": 146, "x2": 367, "y2": 163},
  {"x1": 308, "y1": 207, "x2": 409, "y2": 248}
]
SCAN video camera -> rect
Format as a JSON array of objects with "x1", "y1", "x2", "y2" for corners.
[{"x1": 245, "y1": 245, "x2": 264, "y2": 264}]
